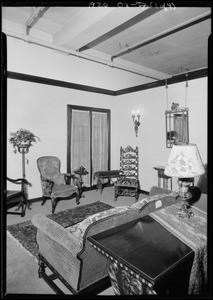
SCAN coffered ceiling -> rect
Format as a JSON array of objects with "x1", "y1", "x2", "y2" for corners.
[{"x1": 2, "y1": 5, "x2": 212, "y2": 89}]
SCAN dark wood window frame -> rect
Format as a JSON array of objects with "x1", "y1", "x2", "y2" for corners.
[{"x1": 67, "y1": 105, "x2": 111, "y2": 185}]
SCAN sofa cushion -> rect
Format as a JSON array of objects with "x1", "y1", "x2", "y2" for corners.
[{"x1": 69, "y1": 206, "x2": 131, "y2": 245}]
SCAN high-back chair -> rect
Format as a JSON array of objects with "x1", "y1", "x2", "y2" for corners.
[
  {"x1": 37, "y1": 156, "x2": 80, "y2": 213},
  {"x1": 114, "y1": 146, "x2": 140, "y2": 202}
]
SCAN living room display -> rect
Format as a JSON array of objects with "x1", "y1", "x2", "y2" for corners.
[{"x1": 3, "y1": 5, "x2": 209, "y2": 297}]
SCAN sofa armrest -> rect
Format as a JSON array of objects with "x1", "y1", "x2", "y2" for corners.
[
  {"x1": 31, "y1": 214, "x2": 82, "y2": 254},
  {"x1": 149, "y1": 186, "x2": 180, "y2": 201},
  {"x1": 149, "y1": 186, "x2": 172, "y2": 196}
]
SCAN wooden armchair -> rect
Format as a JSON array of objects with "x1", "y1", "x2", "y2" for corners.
[
  {"x1": 6, "y1": 177, "x2": 30, "y2": 217},
  {"x1": 37, "y1": 156, "x2": 80, "y2": 213}
]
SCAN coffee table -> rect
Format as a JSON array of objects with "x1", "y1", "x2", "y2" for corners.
[{"x1": 88, "y1": 215, "x2": 194, "y2": 295}]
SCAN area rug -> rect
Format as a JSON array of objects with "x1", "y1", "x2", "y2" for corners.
[{"x1": 7, "y1": 201, "x2": 113, "y2": 259}]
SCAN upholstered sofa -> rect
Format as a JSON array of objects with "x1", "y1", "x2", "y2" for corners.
[{"x1": 32, "y1": 186, "x2": 180, "y2": 295}]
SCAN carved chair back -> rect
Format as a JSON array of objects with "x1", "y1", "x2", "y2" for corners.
[{"x1": 119, "y1": 146, "x2": 139, "y2": 180}]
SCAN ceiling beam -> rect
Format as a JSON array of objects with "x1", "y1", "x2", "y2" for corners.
[
  {"x1": 111, "y1": 11, "x2": 211, "y2": 61},
  {"x1": 24, "y1": 7, "x2": 49, "y2": 35},
  {"x1": 78, "y1": 7, "x2": 163, "y2": 52},
  {"x1": 53, "y1": 7, "x2": 116, "y2": 46},
  {"x1": 5, "y1": 29, "x2": 169, "y2": 80}
]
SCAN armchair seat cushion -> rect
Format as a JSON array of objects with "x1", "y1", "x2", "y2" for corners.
[
  {"x1": 115, "y1": 178, "x2": 139, "y2": 186},
  {"x1": 94, "y1": 170, "x2": 120, "y2": 177},
  {"x1": 51, "y1": 184, "x2": 78, "y2": 198}
]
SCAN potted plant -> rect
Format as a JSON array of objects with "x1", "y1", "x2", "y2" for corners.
[{"x1": 9, "y1": 128, "x2": 40, "y2": 154}]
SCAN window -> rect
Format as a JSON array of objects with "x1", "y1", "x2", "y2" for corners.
[{"x1": 67, "y1": 105, "x2": 111, "y2": 186}]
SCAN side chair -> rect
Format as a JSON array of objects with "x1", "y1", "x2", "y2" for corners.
[
  {"x1": 114, "y1": 146, "x2": 140, "y2": 202},
  {"x1": 6, "y1": 177, "x2": 30, "y2": 217},
  {"x1": 37, "y1": 156, "x2": 80, "y2": 213}
]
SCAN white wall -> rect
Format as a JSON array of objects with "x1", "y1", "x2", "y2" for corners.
[
  {"x1": 6, "y1": 36, "x2": 208, "y2": 198},
  {"x1": 6, "y1": 36, "x2": 150, "y2": 90},
  {"x1": 7, "y1": 79, "x2": 117, "y2": 198},
  {"x1": 116, "y1": 77, "x2": 207, "y2": 191}
]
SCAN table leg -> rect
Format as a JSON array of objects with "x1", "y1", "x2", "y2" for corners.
[
  {"x1": 96, "y1": 178, "x2": 103, "y2": 194},
  {"x1": 158, "y1": 176, "x2": 161, "y2": 188}
]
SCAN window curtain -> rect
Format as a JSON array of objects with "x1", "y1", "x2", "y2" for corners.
[
  {"x1": 92, "y1": 111, "x2": 108, "y2": 185},
  {"x1": 71, "y1": 110, "x2": 90, "y2": 186}
]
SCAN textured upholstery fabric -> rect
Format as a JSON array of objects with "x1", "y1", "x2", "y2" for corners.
[
  {"x1": 69, "y1": 206, "x2": 131, "y2": 245},
  {"x1": 131, "y1": 193, "x2": 169, "y2": 211},
  {"x1": 37, "y1": 156, "x2": 79, "y2": 213},
  {"x1": 32, "y1": 186, "x2": 180, "y2": 293}
]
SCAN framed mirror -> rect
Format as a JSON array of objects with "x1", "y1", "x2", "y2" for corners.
[{"x1": 165, "y1": 109, "x2": 189, "y2": 148}]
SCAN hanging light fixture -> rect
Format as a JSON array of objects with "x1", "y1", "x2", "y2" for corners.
[{"x1": 165, "y1": 71, "x2": 189, "y2": 148}]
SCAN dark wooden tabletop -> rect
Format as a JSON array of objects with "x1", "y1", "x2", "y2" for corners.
[{"x1": 88, "y1": 215, "x2": 194, "y2": 284}]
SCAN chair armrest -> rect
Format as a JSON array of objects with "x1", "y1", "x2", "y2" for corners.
[
  {"x1": 31, "y1": 214, "x2": 82, "y2": 254},
  {"x1": 63, "y1": 173, "x2": 80, "y2": 185},
  {"x1": 7, "y1": 177, "x2": 30, "y2": 185},
  {"x1": 63, "y1": 173, "x2": 74, "y2": 178},
  {"x1": 40, "y1": 177, "x2": 54, "y2": 194}
]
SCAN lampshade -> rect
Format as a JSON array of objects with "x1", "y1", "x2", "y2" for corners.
[{"x1": 164, "y1": 144, "x2": 205, "y2": 178}]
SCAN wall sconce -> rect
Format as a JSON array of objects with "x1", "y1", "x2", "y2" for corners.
[{"x1": 132, "y1": 110, "x2": 141, "y2": 137}]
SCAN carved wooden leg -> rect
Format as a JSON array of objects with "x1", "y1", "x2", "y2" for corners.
[
  {"x1": 15, "y1": 199, "x2": 26, "y2": 217},
  {"x1": 38, "y1": 254, "x2": 46, "y2": 278},
  {"x1": 108, "y1": 262, "x2": 120, "y2": 295},
  {"x1": 135, "y1": 193, "x2": 139, "y2": 203},
  {"x1": 97, "y1": 178, "x2": 103, "y2": 194},
  {"x1": 114, "y1": 187, "x2": 119, "y2": 201},
  {"x1": 76, "y1": 191, "x2": 80, "y2": 205},
  {"x1": 51, "y1": 197, "x2": 56, "y2": 214},
  {"x1": 27, "y1": 198, "x2": 32, "y2": 210},
  {"x1": 41, "y1": 196, "x2": 47, "y2": 206}
]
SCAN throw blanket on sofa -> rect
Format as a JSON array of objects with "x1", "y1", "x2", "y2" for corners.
[{"x1": 150, "y1": 204, "x2": 207, "y2": 295}]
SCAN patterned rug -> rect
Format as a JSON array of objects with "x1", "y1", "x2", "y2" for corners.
[{"x1": 7, "y1": 201, "x2": 113, "y2": 259}]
